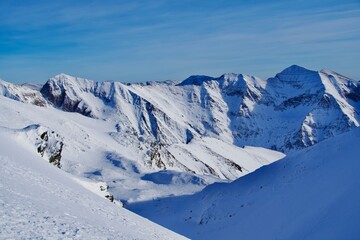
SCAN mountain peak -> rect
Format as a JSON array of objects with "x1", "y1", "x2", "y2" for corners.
[
  {"x1": 51, "y1": 73, "x2": 76, "y2": 81},
  {"x1": 48, "y1": 74, "x2": 96, "y2": 90},
  {"x1": 219, "y1": 73, "x2": 241, "y2": 81},
  {"x1": 177, "y1": 75, "x2": 215, "y2": 86},
  {"x1": 278, "y1": 65, "x2": 316, "y2": 76},
  {"x1": 177, "y1": 73, "x2": 244, "y2": 87}
]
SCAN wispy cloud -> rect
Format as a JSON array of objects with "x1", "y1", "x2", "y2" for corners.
[{"x1": 0, "y1": 0, "x2": 359, "y2": 83}]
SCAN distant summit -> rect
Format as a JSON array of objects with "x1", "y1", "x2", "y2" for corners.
[
  {"x1": 277, "y1": 64, "x2": 316, "y2": 75},
  {"x1": 177, "y1": 75, "x2": 214, "y2": 86}
]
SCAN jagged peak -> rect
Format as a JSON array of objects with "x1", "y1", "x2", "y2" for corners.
[
  {"x1": 218, "y1": 73, "x2": 267, "y2": 89},
  {"x1": 216, "y1": 73, "x2": 248, "y2": 90}
]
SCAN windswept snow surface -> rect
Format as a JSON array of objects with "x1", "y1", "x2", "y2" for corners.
[
  {"x1": 128, "y1": 129, "x2": 360, "y2": 240},
  {"x1": 0, "y1": 130, "x2": 186, "y2": 239}
]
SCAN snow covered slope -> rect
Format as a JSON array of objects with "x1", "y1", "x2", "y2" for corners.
[
  {"x1": 128, "y1": 128, "x2": 360, "y2": 240},
  {"x1": 0, "y1": 129, "x2": 186, "y2": 239},
  {"x1": 0, "y1": 95, "x2": 282, "y2": 204}
]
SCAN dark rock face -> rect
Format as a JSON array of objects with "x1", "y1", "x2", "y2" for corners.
[
  {"x1": 105, "y1": 194, "x2": 114, "y2": 202},
  {"x1": 149, "y1": 142, "x2": 166, "y2": 169},
  {"x1": 275, "y1": 93, "x2": 321, "y2": 111},
  {"x1": 40, "y1": 81, "x2": 66, "y2": 108},
  {"x1": 36, "y1": 130, "x2": 64, "y2": 168},
  {"x1": 40, "y1": 79, "x2": 85, "y2": 114},
  {"x1": 39, "y1": 74, "x2": 99, "y2": 117},
  {"x1": 346, "y1": 83, "x2": 360, "y2": 102}
]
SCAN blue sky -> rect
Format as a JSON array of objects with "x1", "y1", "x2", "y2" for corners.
[{"x1": 0, "y1": 0, "x2": 359, "y2": 83}]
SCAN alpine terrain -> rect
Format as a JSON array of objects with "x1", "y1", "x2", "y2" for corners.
[{"x1": 0, "y1": 65, "x2": 359, "y2": 239}]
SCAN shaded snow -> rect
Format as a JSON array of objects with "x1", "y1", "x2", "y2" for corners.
[{"x1": 128, "y1": 129, "x2": 360, "y2": 240}]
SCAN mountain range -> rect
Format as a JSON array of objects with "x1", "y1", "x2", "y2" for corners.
[
  {"x1": 1, "y1": 65, "x2": 359, "y2": 179},
  {"x1": 1, "y1": 65, "x2": 359, "y2": 239}
]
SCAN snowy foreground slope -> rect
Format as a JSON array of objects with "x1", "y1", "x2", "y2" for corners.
[
  {"x1": 129, "y1": 128, "x2": 360, "y2": 240},
  {"x1": 0, "y1": 129, "x2": 186, "y2": 239}
]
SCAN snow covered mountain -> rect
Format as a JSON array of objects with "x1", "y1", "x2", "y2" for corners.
[
  {"x1": 128, "y1": 128, "x2": 360, "y2": 239},
  {"x1": 10, "y1": 66, "x2": 360, "y2": 152},
  {"x1": 0, "y1": 92, "x2": 282, "y2": 204},
  {"x1": 1, "y1": 66, "x2": 358, "y2": 178},
  {"x1": 1, "y1": 66, "x2": 359, "y2": 179},
  {"x1": 0, "y1": 73, "x2": 289, "y2": 182},
  {"x1": 0, "y1": 65, "x2": 359, "y2": 238}
]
